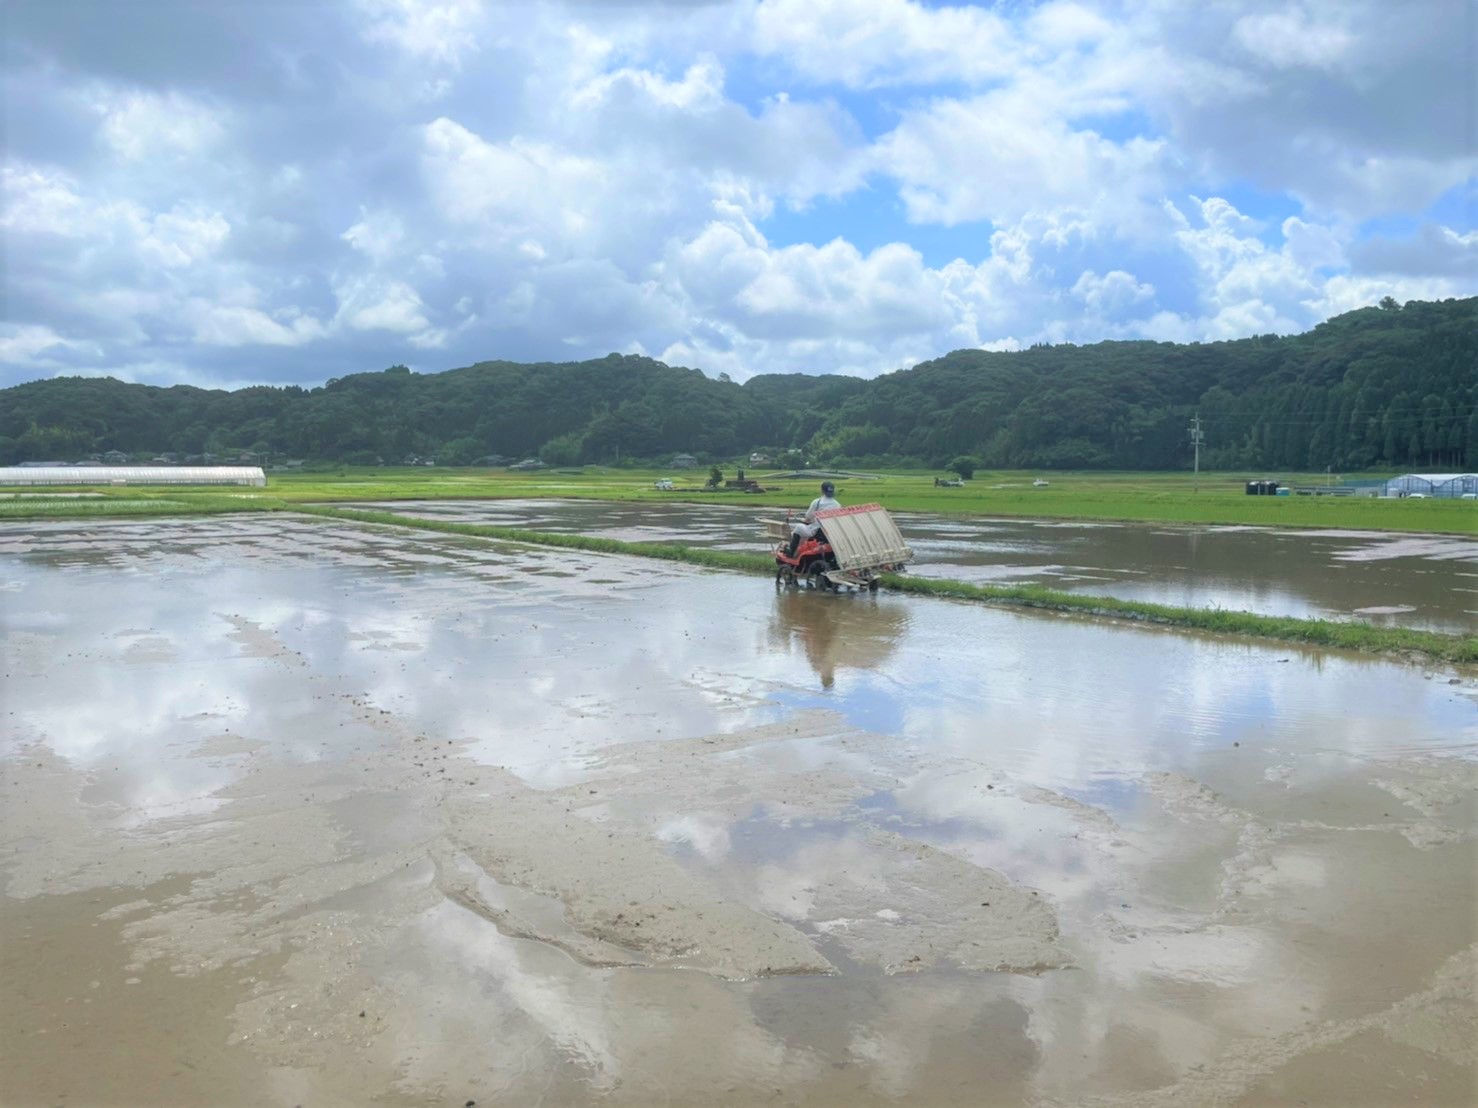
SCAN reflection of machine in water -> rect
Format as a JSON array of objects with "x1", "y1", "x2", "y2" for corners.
[{"x1": 768, "y1": 590, "x2": 908, "y2": 689}]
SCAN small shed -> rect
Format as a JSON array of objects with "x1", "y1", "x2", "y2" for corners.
[{"x1": 671, "y1": 453, "x2": 698, "y2": 468}]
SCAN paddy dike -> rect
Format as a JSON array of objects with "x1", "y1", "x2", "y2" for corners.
[
  {"x1": 1, "y1": 516, "x2": 1474, "y2": 1106},
  {"x1": 354, "y1": 497, "x2": 1478, "y2": 634}
]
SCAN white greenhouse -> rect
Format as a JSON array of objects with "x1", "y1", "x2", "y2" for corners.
[
  {"x1": 0, "y1": 466, "x2": 267, "y2": 487},
  {"x1": 1380, "y1": 473, "x2": 1477, "y2": 499}
]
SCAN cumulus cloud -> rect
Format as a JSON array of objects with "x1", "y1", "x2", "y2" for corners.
[
  {"x1": 873, "y1": 91, "x2": 1168, "y2": 229},
  {"x1": 91, "y1": 89, "x2": 225, "y2": 161},
  {"x1": 1072, "y1": 269, "x2": 1154, "y2": 314},
  {"x1": 0, "y1": 0, "x2": 1473, "y2": 389},
  {"x1": 752, "y1": 0, "x2": 1018, "y2": 88},
  {"x1": 190, "y1": 303, "x2": 327, "y2": 347},
  {"x1": 356, "y1": 0, "x2": 484, "y2": 67},
  {"x1": 0, "y1": 324, "x2": 100, "y2": 368}
]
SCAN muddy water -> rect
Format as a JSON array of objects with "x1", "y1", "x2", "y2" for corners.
[
  {"x1": 2, "y1": 515, "x2": 1475, "y2": 1107},
  {"x1": 354, "y1": 499, "x2": 1478, "y2": 634}
]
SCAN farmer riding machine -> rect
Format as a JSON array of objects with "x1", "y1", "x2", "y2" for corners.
[{"x1": 763, "y1": 503, "x2": 913, "y2": 591}]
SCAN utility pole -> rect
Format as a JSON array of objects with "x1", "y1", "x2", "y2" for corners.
[{"x1": 1189, "y1": 412, "x2": 1204, "y2": 493}]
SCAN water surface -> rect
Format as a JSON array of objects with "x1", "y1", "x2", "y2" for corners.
[
  {"x1": 2, "y1": 516, "x2": 1473, "y2": 1106},
  {"x1": 354, "y1": 498, "x2": 1478, "y2": 633}
]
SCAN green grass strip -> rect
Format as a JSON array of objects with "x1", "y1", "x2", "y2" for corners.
[{"x1": 301, "y1": 505, "x2": 1477, "y2": 665}]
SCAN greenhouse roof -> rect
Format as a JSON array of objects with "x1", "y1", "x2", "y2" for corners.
[{"x1": 0, "y1": 466, "x2": 267, "y2": 485}]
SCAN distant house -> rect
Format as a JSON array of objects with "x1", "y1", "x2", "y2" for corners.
[
  {"x1": 672, "y1": 453, "x2": 698, "y2": 468},
  {"x1": 102, "y1": 450, "x2": 129, "y2": 464},
  {"x1": 749, "y1": 452, "x2": 771, "y2": 465},
  {"x1": 509, "y1": 458, "x2": 548, "y2": 471}
]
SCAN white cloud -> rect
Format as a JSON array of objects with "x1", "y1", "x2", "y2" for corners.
[
  {"x1": 189, "y1": 304, "x2": 326, "y2": 347},
  {"x1": 872, "y1": 91, "x2": 1168, "y2": 229},
  {"x1": 334, "y1": 275, "x2": 432, "y2": 335},
  {"x1": 1232, "y1": 8, "x2": 1354, "y2": 71},
  {"x1": 1072, "y1": 269, "x2": 1154, "y2": 314},
  {"x1": 1027, "y1": 2, "x2": 1113, "y2": 48},
  {"x1": 752, "y1": 0, "x2": 1018, "y2": 88},
  {"x1": 93, "y1": 90, "x2": 224, "y2": 161},
  {"x1": 140, "y1": 207, "x2": 230, "y2": 268},
  {"x1": 574, "y1": 57, "x2": 725, "y2": 111},
  {"x1": 0, "y1": 324, "x2": 98, "y2": 367},
  {"x1": 2, "y1": 0, "x2": 1474, "y2": 390},
  {"x1": 422, "y1": 118, "x2": 606, "y2": 248},
  {"x1": 342, "y1": 209, "x2": 406, "y2": 261},
  {"x1": 357, "y1": 0, "x2": 483, "y2": 67},
  {"x1": 2, "y1": 165, "x2": 120, "y2": 236}
]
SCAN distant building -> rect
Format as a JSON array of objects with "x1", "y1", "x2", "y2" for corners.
[
  {"x1": 1382, "y1": 473, "x2": 1478, "y2": 499},
  {"x1": 102, "y1": 450, "x2": 129, "y2": 464},
  {"x1": 671, "y1": 453, "x2": 698, "y2": 468},
  {"x1": 509, "y1": 458, "x2": 548, "y2": 471},
  {"x1": 749, "y1": 452, "x2": 771, "y2": 465},
  {"x1": 0, "y1": 466, "x2": 267, "y2": 487}
]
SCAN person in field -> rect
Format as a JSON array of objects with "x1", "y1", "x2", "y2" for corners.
[{"x1": 787, "y1": 481, "x2": 840, "y2": 555}]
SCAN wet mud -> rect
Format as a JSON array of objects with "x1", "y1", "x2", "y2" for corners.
[
  {"x1": 1, "y1": 516, "x2": 1474, "y2": 1106},
  {"x1": 355, "y1": 498, "x2": 1477, "y2": 633}
]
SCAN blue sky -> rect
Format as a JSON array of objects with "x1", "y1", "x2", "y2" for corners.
[{"x1": 2, "y1": 0, "x2": 1474, "y2": 388}]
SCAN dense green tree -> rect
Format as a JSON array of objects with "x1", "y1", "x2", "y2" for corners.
[{"x1": 1, "y1": 298, "x2": 1472, "y2": 471}]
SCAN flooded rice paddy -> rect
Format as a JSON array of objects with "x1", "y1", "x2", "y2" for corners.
[
  {"x1": 2, "y1": 515, "x2": 1475, "y2": 1106},
  {"x1": 355, "y1": 499, "x2": 1478, "y2": 634}
]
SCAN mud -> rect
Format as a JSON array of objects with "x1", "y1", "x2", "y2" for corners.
[
  {"x1": 356, "y1": 497, "x2": 1478, "y2": 632},
  {"x1": 1, "y1": 515, "x2": 1474, "y2": 1106}
]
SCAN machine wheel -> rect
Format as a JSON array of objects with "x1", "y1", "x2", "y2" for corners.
[{"x1": 806, "y1": 562, "x2": 832, "y2": 591}]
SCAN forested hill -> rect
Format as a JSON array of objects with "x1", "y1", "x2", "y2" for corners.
[{"x1": 3, "y1": 296, "x2": 1473, "y2": 471}]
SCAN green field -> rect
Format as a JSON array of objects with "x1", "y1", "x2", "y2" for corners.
[{"x1": 1, "y1": 467, "x2": 1472, "y2": 533}]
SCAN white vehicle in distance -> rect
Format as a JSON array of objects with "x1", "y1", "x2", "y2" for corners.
[{"x1": 654, "y1": 479, "x2": 674, "y2": 490}]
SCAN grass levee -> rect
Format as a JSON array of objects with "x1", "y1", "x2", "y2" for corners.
[{"x1": 2, "y1": 467, "x2": 1474, "y2": 533}]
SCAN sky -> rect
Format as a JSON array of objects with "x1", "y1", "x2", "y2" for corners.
[{"x1": 3, "y1": 0, "x2": 1475, "y2": 390}]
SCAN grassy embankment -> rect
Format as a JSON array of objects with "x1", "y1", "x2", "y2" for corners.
[
  {"x1": 3, "y1": 466, "x2": 1475, "y2": 533},
  {"x1": 300, "y1": 504, "x2": 1478, "y2": 665}
]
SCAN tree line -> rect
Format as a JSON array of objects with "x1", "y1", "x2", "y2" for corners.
[{"x1": 2, "y1": 296, "x2": 1472, "y2": 471}]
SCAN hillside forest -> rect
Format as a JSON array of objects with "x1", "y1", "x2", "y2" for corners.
[{"x1": 2, "y1": 296, "x2": 1473, "y2": 472}]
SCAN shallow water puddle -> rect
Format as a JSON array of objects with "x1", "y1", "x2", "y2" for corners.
[
  {"x1": 1, "y1": 516, "x2": 1474, "y2": 1105},
  {"x1": 356, "y1": 498, "x2": 1478, "y2": 632}
]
